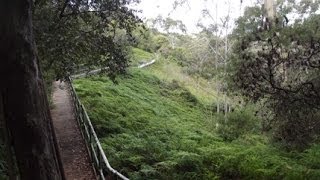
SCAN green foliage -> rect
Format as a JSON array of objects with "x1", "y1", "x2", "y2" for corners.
[
  {"x1": 231, "y1": 5, "x2": 263, "y2": 40},
  {"x1": 300, "y1": 144, "x2": 320, "y2": 169},
  {"x1": 132, "y1": 27, "x2": 171, "y2": 53},
  {"x1": 74, "y1": 70, "x2": 320, "y2": 179},
  {"x1": 200, "y1": 135, "x2": 320, "y2": 179},
  {"x1": 181, "y1": 33, "x2": 221, "y2": 80},
  {"x1": 217, "y1": 105, "x2": 260, "y2": 141},
  {"x1": 153, "y1": 35, "x2": 170, "y2": 51},
  {"x1": 130, "y1": 48, "x2": 154, "y2": 66},
  {"x1": 163, "y1": 47, "x2": 188, "y2": 66},
  {"x1": 133, "y1": 27, "x2": 158, "y2": 53},
  {"x1": 34, "y1": 0, "x2": 141, "y2": 81},
  {"x1": 230, "y1": 1, "x2": 320, "y2": 149},
  {"x1": 133, "y1": 23, "x2": 222, "y2": 81},
  {"x1": 142, "y1": 54, "x2": 218, "y2": 105},
  {"x1": 74, "y1": 70, "x2": 210, "y2": 179},
  {"x1": 149, "y1": 16, "x2": 187, "y2": 34}
]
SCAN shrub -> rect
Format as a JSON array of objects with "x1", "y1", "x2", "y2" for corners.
[{"x1": 217, "y1": 105, "x2": 260, "y2": 141}]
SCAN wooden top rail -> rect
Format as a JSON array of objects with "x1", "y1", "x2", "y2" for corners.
[{"x1": 67, "y1": 77, "x2": 129, "y2": 180}]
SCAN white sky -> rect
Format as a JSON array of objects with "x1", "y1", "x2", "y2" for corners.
[{"x1": 132, "y1": 0, "x2": 257, "y2": 34}]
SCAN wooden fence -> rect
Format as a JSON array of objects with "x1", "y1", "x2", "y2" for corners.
[{"x1": 67, "y1": 77, "x2": 129, "y2": 180}]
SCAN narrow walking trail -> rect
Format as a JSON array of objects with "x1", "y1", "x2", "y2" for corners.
[{"x1": 51, "y1": 81, "x2": 96, "y2": 180}]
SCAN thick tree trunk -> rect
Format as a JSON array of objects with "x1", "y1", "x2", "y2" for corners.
[{"x1": 0, "y1": 0, "x2": 63, "y2": 179}]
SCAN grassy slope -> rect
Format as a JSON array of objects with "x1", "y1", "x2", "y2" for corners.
[
  {"x1": 144, "y1": 58, "x2": 218, "y2": 105},
  {"x1": 74, "y1": 67, "x2": 320, "y2": 179},
  {"x1": 130, "y1": 48, "x2": 154, "y2": 67},
  {"x1": 131, "y1": 47, "x2": 218, "y2": 105}
]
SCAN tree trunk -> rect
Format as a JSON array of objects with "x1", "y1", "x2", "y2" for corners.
[
  {"x1": 0, "y1": 94, "x2": 18, "y2": 179},
  {"x1": 264, "y1": 0, "x2": 275, "y2": 21},
  {"x1": 0, "y1": 0, "x2": 64, "y2": 179},
  {"x1": 215, "y1": 2, "x2": 220, "y2": 114}
]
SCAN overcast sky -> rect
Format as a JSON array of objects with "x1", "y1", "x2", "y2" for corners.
[{"x1": 132, "y1": 0, "x2": 257, "y2": 34}]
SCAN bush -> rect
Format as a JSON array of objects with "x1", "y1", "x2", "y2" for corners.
[{"x1": 217, "y1": 106, "x2": 260, "y2": 141}]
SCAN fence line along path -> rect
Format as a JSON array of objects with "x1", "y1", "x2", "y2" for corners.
[{"x1": 51, "y1": 81, "x2": 96, "y2": 180}]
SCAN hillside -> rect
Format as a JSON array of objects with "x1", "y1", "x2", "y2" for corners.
[
  {"x1": 130, "y1": 48, "x2": 219, "y2": 106},
  {"x1": 74, "y1": 52, "x2": 320, "y2": 179}
]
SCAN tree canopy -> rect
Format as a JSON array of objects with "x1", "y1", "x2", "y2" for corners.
[
  {"x1": 230, "y1": 0, "x2": 320, "y2": 149},
  {"x1": 34, "y1": 0, "x2": 142, "y2": 81}
]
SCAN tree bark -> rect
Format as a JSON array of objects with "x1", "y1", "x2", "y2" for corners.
[
  {"x1": 0, "y1": 0, "x2": 64, "y2": 179},
  {"x1": 0, "y1": 94, "x2": 18, "y2": 179},
  {"x1": 264, "y1": 0, "x2": 275, "y2": 21}
]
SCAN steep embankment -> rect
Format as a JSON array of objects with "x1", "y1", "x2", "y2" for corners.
[
  {"x1": 131, "y1": 47, "x2": 218, "y2": 105},
  {"x1": 74, "y1": 60, "x2": 320, "y2": 179}
]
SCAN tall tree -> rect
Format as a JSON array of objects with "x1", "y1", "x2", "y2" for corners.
[
  {"x1": 231, "y1": 0, "x2": 320, "y2": 149},
  {"x1": 198, "y1": 0, "x2": 233, "y2": 115},
  {"x1": 0, "y1": 0, "x2": 63, "y2": 179}
]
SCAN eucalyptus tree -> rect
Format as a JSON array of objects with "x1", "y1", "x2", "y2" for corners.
[
  {"x1": 149, "y1": 15, "x2": 186, "y2": 50},
  {"x1": 197, "y1": 0, "x2": 234, "y2": 115},
  {"x1": 0, "y1": 0, "x2": 140, "y2": 179},
  {"x1": 230, "y1": 0, "x2": 320, "y2": 149}
]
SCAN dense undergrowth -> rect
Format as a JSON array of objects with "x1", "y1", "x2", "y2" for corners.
[{"x1": 74, "y1": 69, "x2": 320, "y2": 179}]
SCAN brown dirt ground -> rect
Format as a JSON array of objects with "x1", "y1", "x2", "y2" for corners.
[{"x1": 51, "y1": 81, "x2": 96, "y2": 180}]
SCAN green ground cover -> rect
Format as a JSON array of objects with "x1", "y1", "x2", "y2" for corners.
[{"x1": 74, "y1": 69, "x2": 320, "y2": 179}]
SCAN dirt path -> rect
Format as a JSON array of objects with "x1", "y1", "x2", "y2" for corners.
[{"x1": 51, "y1": 81, "x2": 96, "y2": 180}]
